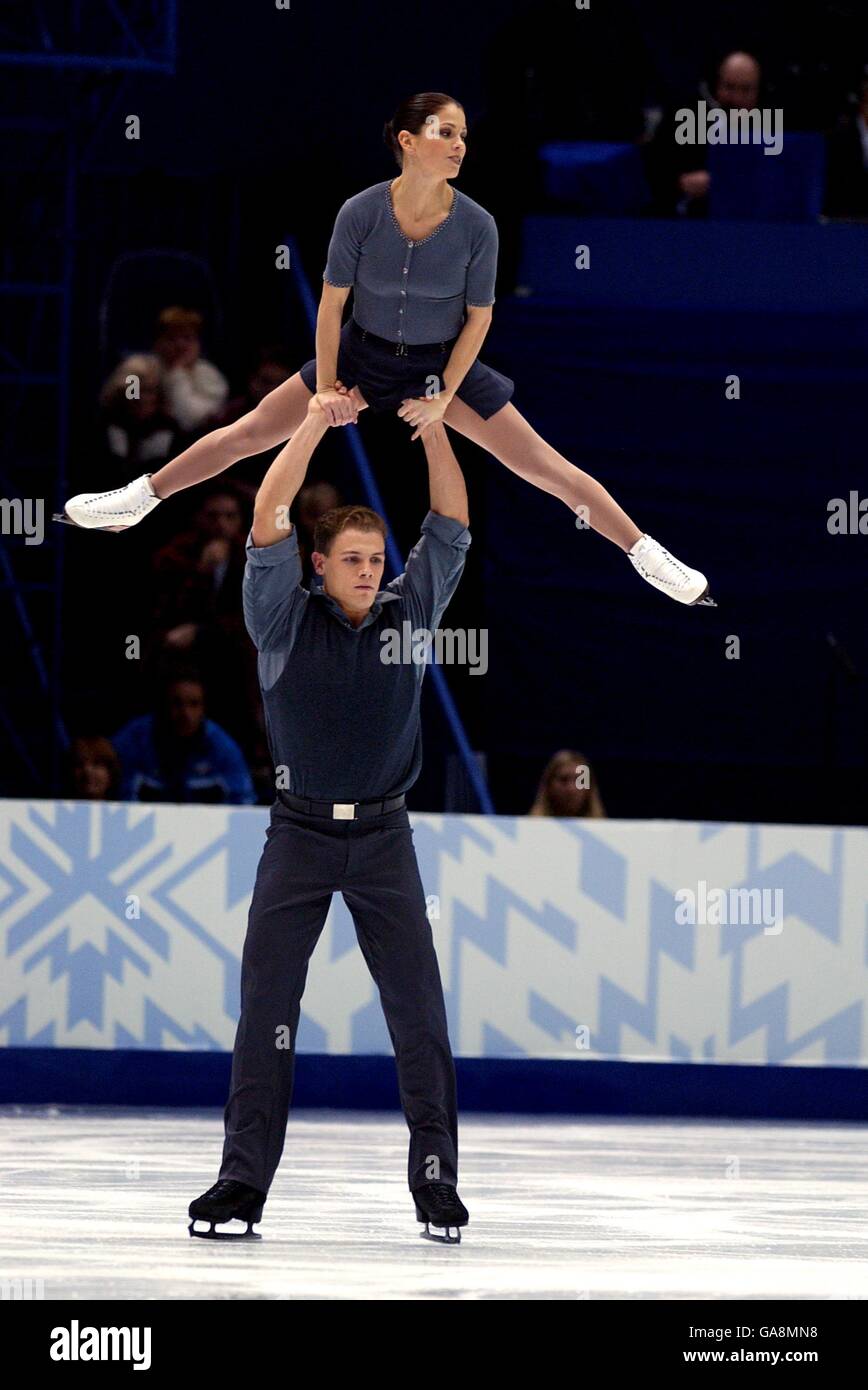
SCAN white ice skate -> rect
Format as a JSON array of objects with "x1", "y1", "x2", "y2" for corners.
[
  {"x1": 53, "y1": 473, "x2": 161, "y2": 532},
  {"x1": 628, "y1": 533, "x2": 716, "y2": 606}
]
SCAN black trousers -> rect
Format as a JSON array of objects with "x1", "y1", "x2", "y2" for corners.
[{"x1": 219, "y1": 801, "x2": 458, "y2": 1195}]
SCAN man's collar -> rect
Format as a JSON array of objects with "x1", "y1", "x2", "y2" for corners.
[{"x1": 311, "y1": 585, "x2": 400, "y2": 629}]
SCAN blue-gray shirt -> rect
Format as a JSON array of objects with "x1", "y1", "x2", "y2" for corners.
[
  {"x1": 243, "y1": 510, "x2": 471, "y2": 800},
  {"x1": 323, "y1": 180, "x2": 498, "y2": 345}
]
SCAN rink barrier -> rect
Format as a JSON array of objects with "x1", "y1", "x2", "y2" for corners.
[{"x1": 1, "y1": 800, "x2": 866, "y2": 1113}]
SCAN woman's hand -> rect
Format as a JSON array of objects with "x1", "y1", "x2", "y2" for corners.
[
  {"x1": 314, "y1": 380, "x2": 366, "y2": 426},
  {"x1": 397, "y1": 392, "x2": 452, "y2": 441}
]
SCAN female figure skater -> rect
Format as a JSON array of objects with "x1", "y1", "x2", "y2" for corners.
[{"x1": 59, "y1": 92, "x2": 713, "y2": 606}]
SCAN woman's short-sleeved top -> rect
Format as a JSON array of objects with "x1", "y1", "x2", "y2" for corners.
[{"x1": 322, "y1": 180, "x2": 498, "y2": 346}]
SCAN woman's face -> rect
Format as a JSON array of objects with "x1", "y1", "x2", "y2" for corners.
[
  {"x1": 403, "y1": 103, "x2": 466, "y2": 178},
  {"x1": 548, "y1": 761, "x2": 591, "y2": 816},
  {"x1": 74, "y1": 758, "x2": 112, "y2": 799}
]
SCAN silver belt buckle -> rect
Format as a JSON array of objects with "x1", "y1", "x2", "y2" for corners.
[{"x1": 332, "y1": 802, "x2": 356, "y2": 820}]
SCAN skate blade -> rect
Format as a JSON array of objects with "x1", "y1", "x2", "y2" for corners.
[
  {"x1": 419, "y1": 1222, "x2": 462, "y2": 1244},
  {"x1": 53, "y1": 512, "x2": 127, "y2": 534},
  {"x1": 188, "y1": 1219, "x2": 262, "y2": 1240}
]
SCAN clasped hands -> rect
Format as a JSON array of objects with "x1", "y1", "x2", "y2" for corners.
[{"x1": 313, "y1": 382, "x2": 452, "y2": 440}]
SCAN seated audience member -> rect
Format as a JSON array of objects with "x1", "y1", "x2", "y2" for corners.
[
  {"x1": 529, "y1": 748, "x2": 606, "y2": 818},
  {"x1": 217, "y1": 345, "x2": 293, "y2": 426},
  {"x1": 66, "y1": 736, "x2": 121, "y2": 800},
  {"x1": 295, "y1": 481, "x2": 342, "y2": 579},
  {"x1": 152, "y1": 486, "x2": 247, "y2": 640},
  {"x1": 214, "y1": 345, "x2": 296, "y2": 501},
  {"x1": 153, "y1": 306, "x2": 229, "y2": 433},
  {"x1": 150, "y1": 486, "x2": 260, "y2": 750},
  {"x1": 99, "y1": 353, "x2": 178, "y2": 472},
  {"x1": 645, "y1": 50, "x2": 764, "y2": 217},
  {"x1": 825, "y1": 71, "x2": 868, "y2": 218},
  {"x1": 111, "y1": 671, "x2": 255, "y2": 805}
]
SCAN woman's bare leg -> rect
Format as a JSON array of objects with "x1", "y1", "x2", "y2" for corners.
[
  {"x1": 149, "y1": 371, "x2": 315, "y2": 499},
  {"x1": 442, "y1": 397, "x2": 643, "y2": 552}
]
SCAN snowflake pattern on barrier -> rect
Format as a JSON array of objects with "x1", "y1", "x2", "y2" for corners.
[{"x1": 0, "y1": 800, "x2": 865, "y2": 1063}]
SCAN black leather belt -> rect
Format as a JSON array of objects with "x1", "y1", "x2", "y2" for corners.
[
  {"x1": 352, "y1": 319, "x2": 456, "y2": 358},
  {"x1": 279, "y1": 790, "x2": 406, "y2": 820}
]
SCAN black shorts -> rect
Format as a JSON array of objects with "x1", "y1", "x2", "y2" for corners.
[{"x1": 299, "y1": 316, "x2": 514, "y2": 420}]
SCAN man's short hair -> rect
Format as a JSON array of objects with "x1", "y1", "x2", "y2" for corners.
[{"x1": 313, "y1": 505, "x2": 388, "y2": 555}]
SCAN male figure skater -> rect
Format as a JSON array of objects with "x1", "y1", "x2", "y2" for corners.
[{"x1": 189, "y1": 389, "x2": 470, "y2": 1243}]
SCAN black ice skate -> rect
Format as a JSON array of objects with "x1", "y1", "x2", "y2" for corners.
[
  {"x1": 188, "y1": 1179, "x2": 266, "y2": 1240},
  {"x1": 412, "y1": 1182, "x2": 469, "y2": 1244}
]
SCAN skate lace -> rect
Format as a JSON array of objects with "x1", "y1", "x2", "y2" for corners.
[
  {"x1": 92, "y1": 481, "x2": 139, "y2": 500},
  {"x1": 423, "y1": 1183, "x2": 457, "y2": 1210},
  {"x1": 81, "y1": 477, "x2": 154, "y2": 515},
  {"x1": 204, "y1": 1179, "x2": 248, "y2": 1200},
  {"x1": 638, "y1": 544, "x2": 691, "y2": 590}
]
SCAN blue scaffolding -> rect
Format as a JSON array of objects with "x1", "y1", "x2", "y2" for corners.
[{"x1": 0, "y1": 2, "x2": 178, "y2": 794}]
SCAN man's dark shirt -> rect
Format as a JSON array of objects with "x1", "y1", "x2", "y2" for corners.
[{"x1": 243, "y1": 510, "x2": 470, "y2": 800}]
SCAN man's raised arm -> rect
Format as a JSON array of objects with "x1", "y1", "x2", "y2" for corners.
[
  {"x1": 421, "y1": 421, "x2": 469, "y2": 527},
  {"x1": 251, "y1": 398, "x2": 330, "y2": 547},
  {"x1": 384, "y1": 423, "x2": 471, "y2": 629}
]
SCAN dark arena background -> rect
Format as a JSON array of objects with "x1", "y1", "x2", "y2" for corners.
[{"x1": 1, "y1": 0, "x2": 867, "y2": 1329}]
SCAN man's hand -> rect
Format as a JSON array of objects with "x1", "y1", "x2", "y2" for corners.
[
  {"x1": 397, "y1": 392, "x2": 452, "y2": 442},
  {"x1": 314, "y1": 380, "x2": 368, "y2": 426}
]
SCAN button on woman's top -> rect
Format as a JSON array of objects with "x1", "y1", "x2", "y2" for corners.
[{"x1": 321, "y1": 180, "x2": 499, "y2": 345}]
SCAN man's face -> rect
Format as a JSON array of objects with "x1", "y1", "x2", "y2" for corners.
[
  {"x1": 249, "y1": 361, "x2": 290, "y2": 404},
  {"x1": 200, "y1": 494, "x2": 242, "y2": 541},
  {"x1": 716, "y1": 54, "x2": 761, "y2": 110},
  {"x1": 167, "y1": 680, "x2": 205, "y2": 738},
  {"x1": 298, "y1": 483, "x2": 340, "y2": 535},
  {"x1": 156, "y1": 328, "x2": 200, "y2": 367},
  {"x1": 312, "y1": 526, "x2": 385, "y2": 621}
]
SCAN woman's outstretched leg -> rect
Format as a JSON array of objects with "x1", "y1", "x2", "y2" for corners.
[
  {"x1": 149, "y1": 371, "x2": 316, "y2": 497},
  {"x1": 442, "y1": 397, "x2": 642, "y2": 550},
  {"x1": 442, "y1": 396, "x2": 714, "y2": 605},
  {"x1": 58, "y1": 371, "x2": 319, "y2": 530}
]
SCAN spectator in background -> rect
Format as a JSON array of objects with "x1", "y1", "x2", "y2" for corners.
[
  {"x1": 152, "y1": 485, "x2": 247, "y2": 645},
  {"x1": 825, "y1": 70, "x2": 868, "y2": 218},
  {"x1": 150, "y1": 486, "x2": 260, "y2": 753},
  {"x1": 99, "y1": 352, "x2": 178, "y2": 473},
  {"x1": 111, "y1": 670, "x2": 254, "y2": 805},
  {"x1": 295, "y1": 480, "x2": 342, "y2": 578},
  {"x1": 218, "y1": 345, "x2": 293, "y2": 427},
  {"x1": 215, "y1": 345, "x2": 296, "y2": 503},
  {"x1": 66, "y1": 736, "x2": 121, "y2": 800},
  {"x1": 153, "y1": 306, "x2": 229, "y2": 433},
  {"x1": 645, "y1": 50, "x2": 764, "y2": 217},
  {"x1": 529, "y1": 749, "x2": 606, "y2": 818}
]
